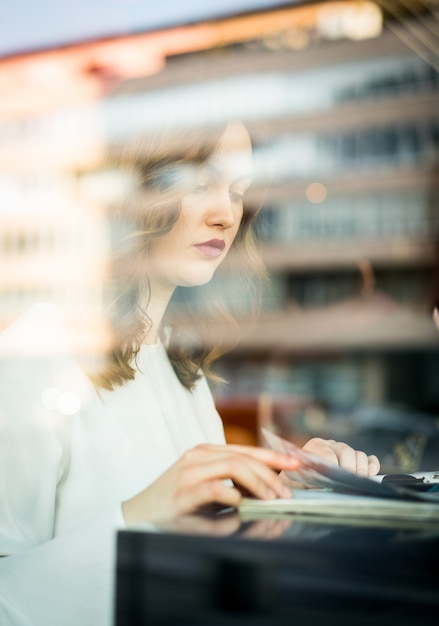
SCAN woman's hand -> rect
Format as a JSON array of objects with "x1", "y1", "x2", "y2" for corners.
[
  {"x1": 122, "y1": 443, "x2": 299, "y2": 524},
  {"x1": 302, "y1": 438, "x2": 380, "y2": 477}
]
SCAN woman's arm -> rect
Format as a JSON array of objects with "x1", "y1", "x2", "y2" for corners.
[{"x1": 122, "y1": 437, "x2": 380, "y2": 525}]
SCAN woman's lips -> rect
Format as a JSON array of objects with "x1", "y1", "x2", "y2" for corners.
[{"x1": 194, "y1": 239, "x2": 226, "y2": 259}]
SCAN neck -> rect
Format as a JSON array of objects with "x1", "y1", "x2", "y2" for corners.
[{"x1": 142, "y1": 283, "x2": 175, "y2": 345}]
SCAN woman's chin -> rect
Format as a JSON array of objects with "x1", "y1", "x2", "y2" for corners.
[
  {"x1": 184, "y1": 275, "x2": 215, "y2": 288},
  {"x1": 178, "y1": 269, "x2": 218, "y2": 288}
]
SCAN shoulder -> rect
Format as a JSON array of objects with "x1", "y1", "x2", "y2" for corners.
[{"x1": 0, "y1": 303, "x2": 70, "y2": 355}]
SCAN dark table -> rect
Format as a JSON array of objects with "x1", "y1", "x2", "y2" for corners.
[{"x1": 115, "y1": 509, "x2": 439, "y2": 625}]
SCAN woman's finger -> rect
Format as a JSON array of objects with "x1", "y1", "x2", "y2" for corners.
[
  {"x1": 210, "y1": 443, "x2": 301, "y2": 471},
  {"x1": 330, "y1": 443, "x2": 369, "y2": 475},
  {"x1": 178, "y1": 451, "x2": 292, "y2": 500},
  {"x1": 367, "y1": 454, "x2": 380, "y2": 476}
]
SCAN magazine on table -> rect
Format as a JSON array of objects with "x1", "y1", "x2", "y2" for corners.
[
  {"x1": 261, "y1": 428, "x2": 439, "y2": 503},
  {"x1": 238, "y1": 429, "x2": 439, "y2": 527},
  {"x1": 238, "y1": 488, "x2": 439, "y2": 529}
]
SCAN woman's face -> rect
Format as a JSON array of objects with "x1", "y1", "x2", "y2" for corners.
[{"x1": 147, "y1": 122, "x2": 253, "y2": 294}]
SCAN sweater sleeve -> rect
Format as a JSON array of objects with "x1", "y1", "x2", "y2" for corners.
[
  {"x1": 0, "y1": 504, "x2": 127, "y2": 626},
  {"x1": 0, "y1": 358, "x2": 127, "y2": 624},
  {"x1": 0, "y1": 304, "x2": 98, "y2": 555},
  {"x1": 0, "y1": 423, "x2": 64, "y2": 555},
  {"x1": 0, "y1": 343, "x2": 70, "y2": 555},
  {"x1": 0, "y1": 364, "x2": 129, "y2": 626},
  {"x1": 0, "y1": 306, "x2": 157, "y2": 626}
]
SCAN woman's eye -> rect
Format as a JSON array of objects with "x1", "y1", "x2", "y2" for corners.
[{"x1": 194, "y1": 182, "x2": 209, "y2": 193}]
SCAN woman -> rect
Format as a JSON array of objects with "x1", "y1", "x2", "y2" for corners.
[
  {"x1": 97, "y1": 119, "x2": 380, "y2": 525},
  {"x1": 0, "y1": 120, "x2": 379, "y2": 625}
]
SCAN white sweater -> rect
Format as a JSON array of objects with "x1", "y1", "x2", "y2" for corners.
[{"x1": 0, "y1": 304, "x2": 226, "y2": 625}]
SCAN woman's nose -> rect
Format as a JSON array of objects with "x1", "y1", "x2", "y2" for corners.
[{"x1": 205, "y1": 188, "x2": 236, "y2": 229}]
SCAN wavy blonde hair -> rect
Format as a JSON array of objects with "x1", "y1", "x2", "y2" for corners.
[{"x1": 94, "y1": 123, "x2": 267, "y2": 391}]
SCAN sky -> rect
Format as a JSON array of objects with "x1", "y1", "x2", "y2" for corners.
[{"x1": 0, "y1": 0, "x2": 303, "y2": 57}]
